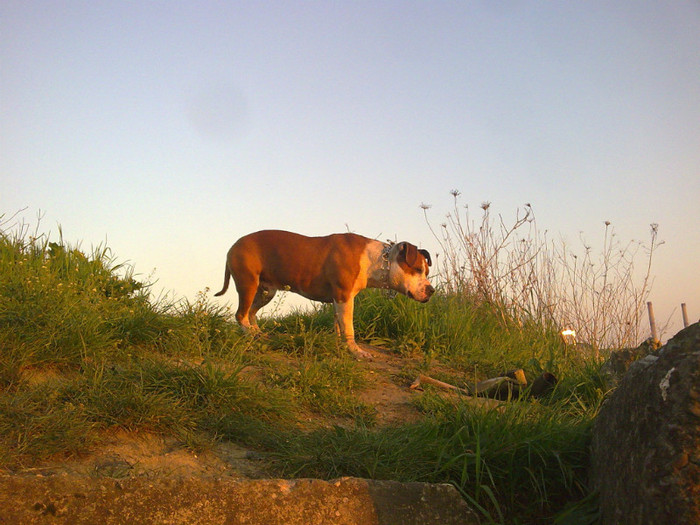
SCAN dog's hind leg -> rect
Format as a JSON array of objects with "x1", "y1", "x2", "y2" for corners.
[
  {"x1": 233, "y1": 273, "x2": 260, "y2": 333},
  {"x1": 248, "y1": 285, "x2": 277, "y2": 330}
]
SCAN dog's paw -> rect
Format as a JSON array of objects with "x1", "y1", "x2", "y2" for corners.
[{"x1": 348, "y1": 343, "x2": 374, "y2": 361}]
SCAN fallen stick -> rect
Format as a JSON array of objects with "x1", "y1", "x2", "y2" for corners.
[
  {"x1": 410, "y1": 374, "x2": 471, "y2": 395},
  {"x1": 410, "y1": 374, "x2": 504, "y2": 410},
  {"x1": 411, "y1": 373, "x2": 523, "y2": 400},
  {"x1": 411, "y1": 370, "x2": 557, "y2": 402}
]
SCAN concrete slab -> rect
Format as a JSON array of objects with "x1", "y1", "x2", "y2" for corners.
[{"x1": 0, "y1": 475, "x2": 479, "y2": 524}]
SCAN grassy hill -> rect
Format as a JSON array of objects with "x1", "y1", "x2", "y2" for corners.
[{"x1": 0, "y1": 219, "x2": 609, "y2": 524}]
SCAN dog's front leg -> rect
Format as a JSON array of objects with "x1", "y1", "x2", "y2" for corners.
[{"x1": 333, "y1": 299, "x2": 372, "y2": 359}]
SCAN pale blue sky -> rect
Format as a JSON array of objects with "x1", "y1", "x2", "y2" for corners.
[{"x1": 2, "y1": 1, "x2": 698, "y2": 339}]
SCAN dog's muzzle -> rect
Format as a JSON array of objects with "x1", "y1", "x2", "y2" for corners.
[{"x1": 408, "y1": 284, "x2": 435, "y2": 303}]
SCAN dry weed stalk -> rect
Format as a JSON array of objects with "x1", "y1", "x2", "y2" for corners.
[{"x1": 423, "y1": 191, "x2": 660, "y2": 351}]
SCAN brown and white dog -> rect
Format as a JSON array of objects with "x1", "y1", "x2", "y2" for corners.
[{"x1": 214, "y1": 230, "x2": 434, "y2": 358}]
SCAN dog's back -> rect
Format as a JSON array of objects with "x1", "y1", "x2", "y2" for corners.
[{"x1": 215, "y1": 230, "x2": 371, "y2": 300}]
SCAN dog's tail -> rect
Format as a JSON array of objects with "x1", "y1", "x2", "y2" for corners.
[{"x1": 213, "y1": 265, "x2": 231, "y2": 297}]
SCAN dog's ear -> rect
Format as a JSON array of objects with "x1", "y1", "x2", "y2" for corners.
[
  {"x1": 418, "y1": 249, "x2": 432, "y2": 267},
  {"x1": 398, "y1": 242, "x2": 419, "y2": 267}
]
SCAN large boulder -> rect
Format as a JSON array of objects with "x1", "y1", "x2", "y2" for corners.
[{"x1": 591, "y1": 323, "x2": 700, "y2": 524}]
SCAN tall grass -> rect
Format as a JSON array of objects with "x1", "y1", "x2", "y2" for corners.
[
  {"x1": 422, "y1": 191, "x2": 661, "y2": 351},
  {"x1": 0, "y1": 216, "x2": 154, "y2": 369},
  {"x1": 272, "y1": 396, "x2": 597, "y2": 524},
  {"x1": 353, "y1": 290, "x2": 566, "y2": 379}
]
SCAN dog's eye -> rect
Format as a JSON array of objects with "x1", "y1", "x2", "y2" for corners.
[
  {"x1": 419, "y1": 262, "x2": 429, "y2": 276},
  {"x1": 412, "y1": 265, "x2": 427, "y2": 276}
]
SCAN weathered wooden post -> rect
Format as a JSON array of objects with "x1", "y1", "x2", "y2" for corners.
[
  {"x1": 681, "y1": 303, "x2": 689, "y2": 328},
  {"x1": 647, "y1": 301, "x2": 659, "y2": 344}
]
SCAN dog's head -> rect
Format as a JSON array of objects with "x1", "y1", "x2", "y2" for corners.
[{"x1": 388, "y1": 242, "x2": 435, "y2": 302}]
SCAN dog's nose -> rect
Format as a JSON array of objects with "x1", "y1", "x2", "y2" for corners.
[{"x1": 426, "y1": 284, "x2": 435, "y2": 296}]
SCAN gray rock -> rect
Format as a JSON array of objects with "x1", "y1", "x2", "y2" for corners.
[
  {"x1": 600, "y1": 338, "x2": 661, "y2": 388},
  {"x1": 590, "y1": 322, "x2": 700, "y2": 525}
]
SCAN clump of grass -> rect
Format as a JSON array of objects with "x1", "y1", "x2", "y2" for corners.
[
  {"x1": 354, "y1": 290, "x2": 565, "y2": 379},
  {"x1": 0, "y1": 381, "x2": 97, "y2": 464},
  {"x1": 155, "y1": 290, "x2": 253, "y2": 360},
  {"x1": 267, "y1": 357, "x2": 374, "y2": 422},
  {"x1": 264, "y1": 315, "x2": 340, "y2": 359},
  {"x1": 0, "y1": 216, "x2": 154, "y2": 369}
]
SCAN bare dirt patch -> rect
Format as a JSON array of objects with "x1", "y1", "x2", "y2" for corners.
[
  {"x1": 14, "y1": 431, "x2": 272, "y2": 481},
  {"x1": 355, "y1": 345, "x2": 425, "y2": 427}
]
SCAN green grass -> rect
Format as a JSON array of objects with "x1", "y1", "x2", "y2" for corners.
[
  {"x1": 0, "y1": 218, "x2": 605, "y2": 524},
  {"x1": 271, "y1": 399, "x2": 595, "y2": 524},
  {"x1": 354, "y1": 289, "x2": 578, "y2": 384}
]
